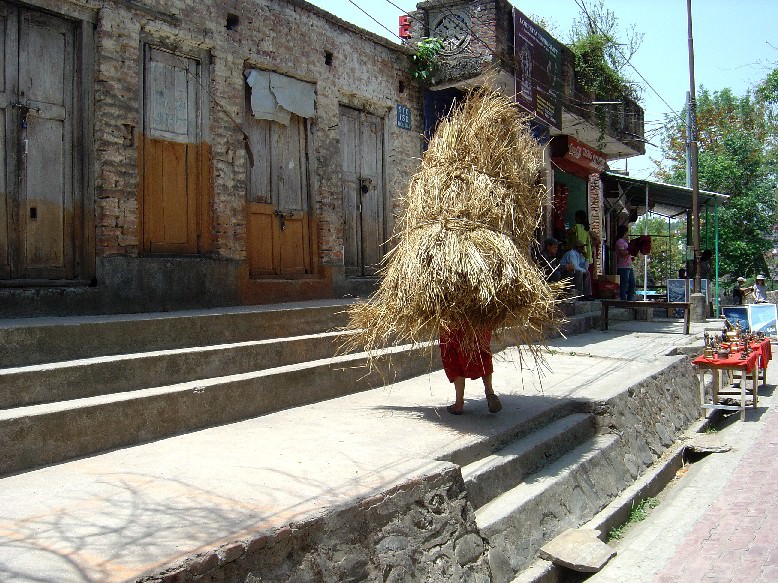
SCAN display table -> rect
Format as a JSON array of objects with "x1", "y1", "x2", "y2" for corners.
[{"x1": 692, "y1": 340, "x2": 771, "y2": 419}]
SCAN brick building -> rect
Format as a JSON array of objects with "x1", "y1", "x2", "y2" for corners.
[
  {"x1": 406, "y1": 0, "x2": 646, "y2": 277},
  {"x1": 2, "y1": 0, "x2": 422, "y2": 316}
]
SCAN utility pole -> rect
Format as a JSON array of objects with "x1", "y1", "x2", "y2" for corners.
[{"x1": 687, "y1": 0, "x2": 705, "y2": 321}]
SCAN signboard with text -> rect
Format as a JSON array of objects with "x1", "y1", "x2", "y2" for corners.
[
  {"x1": 396, "y1": 104, "x2": 412, "y2": 130},
  {"x1": 513, "y1": 7, "x2": 562, "y2": 129}
]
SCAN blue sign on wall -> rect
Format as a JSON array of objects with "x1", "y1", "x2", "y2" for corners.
[{"x1": 396, "y1": 104, "x2": 412, "y2": 130}]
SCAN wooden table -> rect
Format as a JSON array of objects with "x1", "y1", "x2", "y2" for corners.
[
  {"x1": 692, "y1": 341, "x2": 771, "y2": 419},
  {"x1": 600, "y1": 300, "x2": 691, "y2": 334}
]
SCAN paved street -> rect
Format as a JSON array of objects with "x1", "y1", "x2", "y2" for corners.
[{"x1": 589, "y1": 347, "x2": 777, "y2": 583}]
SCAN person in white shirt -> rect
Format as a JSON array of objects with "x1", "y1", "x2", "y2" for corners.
[
  {"x1": 753, "y1": 275, "x2": 768, "y2": 303},
  {"x1": 560, "y1": 240, "x2": 593, "y2": 299}
]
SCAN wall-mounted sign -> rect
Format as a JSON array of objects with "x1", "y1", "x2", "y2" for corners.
[
  {"x1": 396, "y1": 104, "x2": 412, "y2": 130},
  {"x1": 550, "y1": 135, "x2": 607, "y2": 179},
  {"x1": 513, "y1": 8, "x2": 562, "y2": 130}
]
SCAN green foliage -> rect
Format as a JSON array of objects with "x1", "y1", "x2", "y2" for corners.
[
  {"x1": 608, "y1": 497, "x2": 659, "y2": 541},
  {"x1": 409, "y1": 37, "x2": 444, "y2": 83},
  {"x1": 567, "y1": 1, "x2": 642, "y2": 103},
  {"x1": 657, "y1": 75, "x2": 778, "y2": 281}
]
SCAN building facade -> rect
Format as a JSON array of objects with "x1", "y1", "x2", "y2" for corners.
[
  {"x1": 406, "y1": 0, "x2": 646, "y2": 275},
  {"x1": 2, "y1": 0, "x2": 423, "y2": 316}
]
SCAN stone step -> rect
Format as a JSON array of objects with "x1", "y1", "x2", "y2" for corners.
[
  {"x1": 0, "y1": 330, "x2": 353, "y2": 409},
  {"x1": 476, "y1": 434, "x2": 624, "y2": 578},
  {"x1": 0, "y1": 342, "x2": 432, "y2": 476},
  {"x1": 462, "y1": 413, "x2": 596, "y2": 509},
  {"x1": 0, "y1": 301, "x2": 353, "y2": 368}
]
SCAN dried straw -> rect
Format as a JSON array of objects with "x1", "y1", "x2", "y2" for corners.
[{"x1": 343, "y1": 88, "x2": 565, "y2": 359}]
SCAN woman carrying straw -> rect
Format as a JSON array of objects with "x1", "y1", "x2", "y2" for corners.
[{"x1": 440, "y1": 327, "x2": 501, "y2": 415}]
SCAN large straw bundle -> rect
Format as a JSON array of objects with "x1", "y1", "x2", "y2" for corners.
[{"x1": 344, "y1": 88, "x2": 565, "y2": 357}]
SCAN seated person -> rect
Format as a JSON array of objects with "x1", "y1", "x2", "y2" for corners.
[
  {"x1": 537, "y1": 236, "x2": 573, "y2": 283},
  {"x1": 559, "y1": 240, "x2": 593, "y2": 299}
]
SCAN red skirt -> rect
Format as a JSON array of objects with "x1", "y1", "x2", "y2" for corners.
[{"x1": 440, "y1": 329, "x2": 493, "y2": 382}]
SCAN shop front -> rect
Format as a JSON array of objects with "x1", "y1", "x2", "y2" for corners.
[{"x1": 549, "y1": 135, "x2": 607, "y2": 275}]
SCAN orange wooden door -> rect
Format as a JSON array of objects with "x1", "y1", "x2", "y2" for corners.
[
  {"x1": 246, "y1": 114, "x2": 312, "y2": 277},
  {"x1": 141, "y1": 45, "x2": 205, "y2": 254}
]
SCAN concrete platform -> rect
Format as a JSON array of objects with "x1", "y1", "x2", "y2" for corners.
[{"x1": 0, "y1": 318, "x2": 707, "y2": 582}]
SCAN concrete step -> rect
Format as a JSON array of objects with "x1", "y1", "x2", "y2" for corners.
[
  {"x1": 0, "y1": 342, "x2": 433, "y2": 476},
  {"x1": 0, "y1": 301, "x2": 353, "y2": 368},
  {"x1": 476, "y1": 433, "x2": 623, "y2": 578},
  {"x1": 0, "y1": 330, "x2": 353, "y2": 409},
  {"x1": 462, "y1": 412, "x2": 596, "y2": 509}
]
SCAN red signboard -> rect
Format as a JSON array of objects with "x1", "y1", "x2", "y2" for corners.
[
  {"x1": 551, "y1": 135, "x2": 607, "y2": 178},
  {"x1": 399, "y1": 15, "x2": 411, "y2": 39}
]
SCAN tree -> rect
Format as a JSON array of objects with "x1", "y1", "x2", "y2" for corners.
[
  {"x1": 566, "y1": 0, "x2": 643, "y2": 103},
  {"x1": 657, "y1": 77, "x2": 778, "y2": 282}
]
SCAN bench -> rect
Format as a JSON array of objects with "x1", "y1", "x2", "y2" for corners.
[{"x1": 600, "y1": 300, "x2": 691, "y2": 334}]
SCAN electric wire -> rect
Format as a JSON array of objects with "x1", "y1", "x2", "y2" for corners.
[{"x1": 573, "y1": 0, "x2": 685, "y2": 124}]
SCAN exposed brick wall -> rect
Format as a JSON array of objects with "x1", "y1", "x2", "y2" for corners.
[{"x1": 72, "y1": 0, "x2": 422, "y2": 269}]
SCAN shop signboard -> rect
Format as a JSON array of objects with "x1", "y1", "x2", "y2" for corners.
[
  {"x1": 667, "y1": 279, "x2": 709, "y2": 302},
  {"x1": 721, "y1": 304, "x2": 776, "y2": 337},
  {"x1": 748, "y1": 303, "x2": 777, "y2": 337},
  {"x1": 513, "y1": 8, "x2": 562, "y2": 129}
]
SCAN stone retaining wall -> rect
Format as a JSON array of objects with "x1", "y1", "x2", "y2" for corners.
[
  {"x1": 138, "y1": 463, "x2": 492, "y2": 583},
  {"x1": 136, "y1": 350, "x2": 704, "y2": 583}
]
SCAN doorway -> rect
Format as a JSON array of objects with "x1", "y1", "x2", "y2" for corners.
[
  {"x1": 339, "y1": 106, "x2": 385, "y2": 277},
  {"x1": 0, "y1": 5, "x2": 80, "y2": 279}
]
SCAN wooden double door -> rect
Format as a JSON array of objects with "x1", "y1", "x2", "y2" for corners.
[{"x1": 0, "y1": 5, "x2": 81, "y2": 280}]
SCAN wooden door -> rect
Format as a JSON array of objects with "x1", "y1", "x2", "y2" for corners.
[
  {"x1": 246, "y1": 114, "x2": 312, "y2": 277},
  {"x1": 340, "y1": 106, "x2": 384, "y2": 277},
  {"x1": 0, "y1": 6, "x2": 77, "y2": 279},
  {"x1": 141, "y1": 45, "x2": 206, "y2": 254}
]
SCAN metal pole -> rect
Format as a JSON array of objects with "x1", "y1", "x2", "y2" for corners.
[
  {"x1": 643, "y1": 183, "x2": 649, "y2": 300},
  {"x1": 687, "y1": 0, "x2": 701, "y2": 292},
  {"x1": 686, "y1": 91, "x2": 692, "y2": 189},
  {"x1": 715, "y1": 197, "x2": 720, "y2": 316}
]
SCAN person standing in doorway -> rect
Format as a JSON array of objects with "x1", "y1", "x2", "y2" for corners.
[
  {"x1": 615, "y1": 224, "x2": 635, "y2": 301},
  {"x1": 571, "y1": 210, "x2": 599, "y2": 281}
]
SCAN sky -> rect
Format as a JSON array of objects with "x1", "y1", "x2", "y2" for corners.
[{"x1": 307, "y1": 0, "x2": 778, "y2": 180}]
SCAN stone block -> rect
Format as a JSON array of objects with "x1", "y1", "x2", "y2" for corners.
[{"x1": 538, "y1": 528, "x2": 615, "y2": 572}]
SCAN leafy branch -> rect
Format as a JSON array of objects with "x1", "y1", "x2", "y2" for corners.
[{"x1": 409, "y1": 37, "x2": 444, "y2": 83}]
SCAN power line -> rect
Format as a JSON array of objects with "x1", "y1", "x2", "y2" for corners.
[
  {"x1": 347, "y1": 0, "x2": 402, "y2": 41},
  {"x1": 572, "y1": 0, "x2": 684, "y2": 124}
]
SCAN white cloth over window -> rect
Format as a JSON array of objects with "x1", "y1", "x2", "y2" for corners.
[{"x1": 245, "y1": 69, "x2": 315, "y2": 125}]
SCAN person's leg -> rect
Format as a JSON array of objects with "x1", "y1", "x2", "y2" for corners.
[
  {"x1": 628, "y1": 268, "x2": 636, "y2": 300},
  {"x1": 482, "y1": 373, "x2": 493, "y2": 396},
  {"x1": 573, "y1": 270, "x2": 585, "y2": 296},
  {"x1": 482, "y1": 374, "x2": 502, "y2": 413},
  {"x1": 582, "y1": 270, "x2": 592, "y2": 297},
  {"x1": 448, "y1": 376, "x2": 465, "y2": 414},
  {"x1": 618, "y1": 268, "x2": 628, "y2": 300}
]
